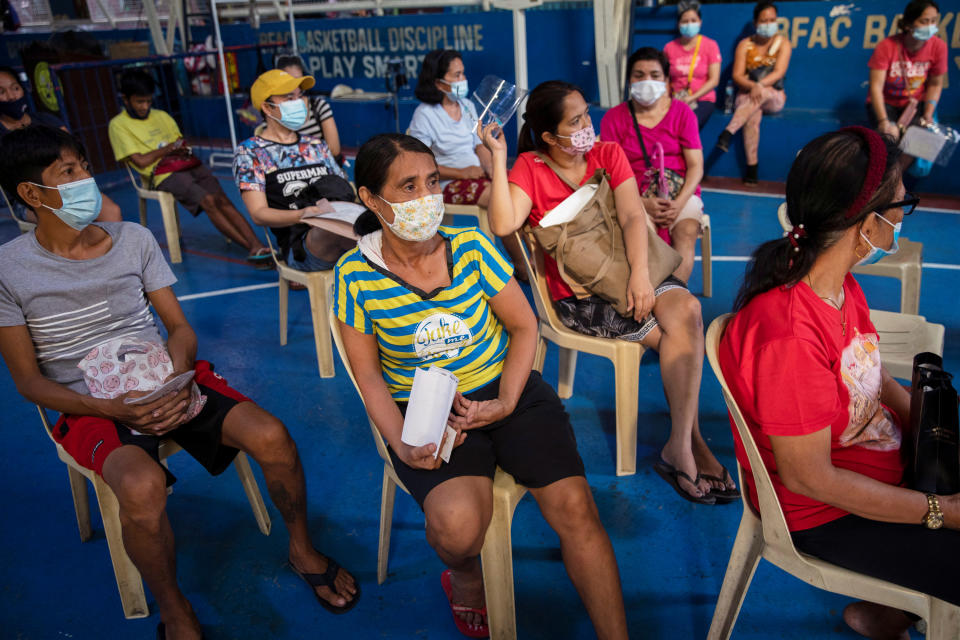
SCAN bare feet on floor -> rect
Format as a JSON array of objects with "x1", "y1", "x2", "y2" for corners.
[{"x1": 843, "y1": 601, "x2": 913, "y2": 640}]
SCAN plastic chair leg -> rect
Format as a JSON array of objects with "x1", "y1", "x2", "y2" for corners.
[
  {"x1": 378, "y1": 465, "x2": 397, "y2": 585},
  {"x1": 138, "y1": 198, "x2": 147, "y2": 227},
  {"x1": 306, "y1": 276, "x2": 335, "y2": 378},
  {"x1": 159, "y1": 196, "x2": 182, "y2": 264},
  {"x1": 91, "y1": 474, "x2": 149, "y2": 619},
  {"x1": 232, "y1": 452, "x2": 272, "y2": 536},
  {"x1": 901, "y1": 264, "x2": 921, "y2": 316},
  {"x1": 701, "y1": 223, "x2": 713, "y2": 298},
  {"x1": 477, "y1": 208, "x2": 493, "y2": 238},
  {"x1": 557, "y1": 348, "x2": 578, "y2": 399},
  {"x1": 706, "y1": 509, "x2": 765, "y2": 640},
  {"x1": 278, "y1": 277, "x2": 290, "y2": 346},
  {"x1": 481, "y1": 482, "x2": 521, "y2": 640},
  {"x1": 68, "y1": 466, "x2": 93, "y2": 542},
  {"x1": 533, "y1": 336, "x2": 547, "y2": 374},
  {"x1": 926, "y1": 598, "x2": 960, "y2": 640},
  {"x1": 612, "y1": 346, "x2": 640, "y2": 476}
]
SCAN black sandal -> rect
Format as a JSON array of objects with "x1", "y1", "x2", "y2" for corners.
[
  {"x1": 701, "y1": 466, "x2": 742, "y2": 504},
  {"x1": 289, "y1": 557, "x2": 361, "y2": 614},
  {"x1": 654, "y1": 459, "x2": 716, "y2": 505}
]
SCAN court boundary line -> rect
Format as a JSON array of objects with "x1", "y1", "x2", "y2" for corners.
[
  {"x1": 701, "y1": 187, "x2": 960, "y2": 214},
  {"x1": 175, "y1": 258, "x2": 960, "y2": 302}
]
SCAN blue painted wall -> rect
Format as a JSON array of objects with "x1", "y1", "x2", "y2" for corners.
[{"x1": 1, "y1": 1, "x2": 956, "y2": 193}]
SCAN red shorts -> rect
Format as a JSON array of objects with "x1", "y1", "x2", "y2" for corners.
[
  {"x1": 442, "y1": 178, "x2": 490, "y2": 205},
  {"x1": 52, "y1": 360, "x2": 251, "y2": 479}
]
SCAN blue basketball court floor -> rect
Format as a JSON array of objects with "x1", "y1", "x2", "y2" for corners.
[{"x1": 1, "y1": 175, "x2": 957, "y2": 639}]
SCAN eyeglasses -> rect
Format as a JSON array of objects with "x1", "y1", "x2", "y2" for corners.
[{"x1": 877, "y1": 192, "x2": 919, "y2": 217}]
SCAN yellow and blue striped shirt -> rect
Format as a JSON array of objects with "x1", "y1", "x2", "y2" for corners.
[{"x1": 334, "y1": 226, "x2": 514, "y2": 400}]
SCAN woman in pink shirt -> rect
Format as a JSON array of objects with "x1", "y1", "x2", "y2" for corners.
[
  {"x1": 662, "y1": 0, "x2": 721, "y2": 130},
  {"x1": 600, "y1": 47, "x2": 705, "y2": 283}
]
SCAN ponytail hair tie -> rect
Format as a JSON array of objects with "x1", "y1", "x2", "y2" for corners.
[{"x1": 786, "y1": 223, "x2": 807, "y2": 252}]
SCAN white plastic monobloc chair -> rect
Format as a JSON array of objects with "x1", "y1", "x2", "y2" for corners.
[
  {"x1": 125, "y1": 164, "x2": 183, "y2": 264},
  {"x1": 264, "y1": 229, "x2": 336, "y2": 378},
  {"x1": 869, "y1": 308, "x2": 944, "y2": 380},
  {"x1": 36, "y1": 405, "x2": 271, "y2": 619},
  {"x1": 704, "y1": 314, "x2": 959, "y2": 640},
  {"x1": 778, "y1": 202, "x2": 922, "y2": 314},
  {"x1": 444, "y1": 203, "x2": 493, "y2": 238},
  {"x1": 515, "y1": 231, "x2": 645, "y2": 476},
  {"x1": 329, "y1": 303, "x2": 528, "y2": 640}
]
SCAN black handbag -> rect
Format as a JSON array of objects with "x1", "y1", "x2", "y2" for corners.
[{"x1": 909, "y1": 352, "x2": 960, "y2": 494}]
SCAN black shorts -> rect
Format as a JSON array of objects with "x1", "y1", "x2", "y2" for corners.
[
  {"x1": 792, "y1": 514, "x2": 960, "y2": 606},
  {"x1": 388, "y1": 370, "x2": 585, "y2": 508},
  {"x1": 154, "y1": 164, "x2": 226, "y2": 216},
  {"x1": 53, "y1": 361, "x2": 249, "y2": 485},
  {"x1": 866, "y1": 102, "x2": 924, "y2": 129}
]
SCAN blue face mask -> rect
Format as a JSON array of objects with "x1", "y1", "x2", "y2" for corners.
[
  {"x1": 756, "y1": 22, "x2": 779, "y2": 38},
  {"x1": 912, "y1": 24, "x2": 938, "y2": 41},
  {"x1": 268, "y1": 98, "x2": 307, "y2": 130},
  {"x1": 679, "y1": 22, "x2": 701, "y2": 38},
  {"x1": 30, "y1": 177, "x2": 103, "y2": 231},
  {"x1": 445, "y1": 79, "x2": 469, "y2": 100},
  {"x1": 857, "y1": 213, "x2": 901, "y2": 266}
]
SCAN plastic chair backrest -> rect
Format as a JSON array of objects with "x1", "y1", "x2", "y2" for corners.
[
  {"x1": 777, "y1": 202, "x2": 791, "y2": 232},
  {"x1": 124, "y1": 163, "x2": 151, "y2": 193},
  {"x1": 328, "y1": 300, "x2": 392, "y2": 464},
  {"x1": 1, "y1": 184, "x2": 37, "y2": 233},
  {"x1": 513, "y1": 231, "x2": 564, "y2": 328},
  {"x1": 705, "y1": 314, "x2": 802, "y2": 556}
]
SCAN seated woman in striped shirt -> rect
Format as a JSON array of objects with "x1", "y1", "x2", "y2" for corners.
[{"x1": 334, "y1": 133, "x2": 627, "y2": 640}]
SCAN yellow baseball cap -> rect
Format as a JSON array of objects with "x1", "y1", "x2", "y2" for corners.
[{"x1": 250, "y1": 69, "x2": 316, "y2": 110}]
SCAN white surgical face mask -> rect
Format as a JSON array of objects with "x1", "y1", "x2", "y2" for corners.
[
  {"x1": 375, "y1": 193, "x2": 445, "y2": 242},
  {"x1": 630, "y1": 80, "x2": 667, "y2": 106},
  {"x1": 912, "y1": 24, "x2": 938, "y2": 41},
  {"x1": 756, "y1": 22, "x2": 779, "y2": 38}
]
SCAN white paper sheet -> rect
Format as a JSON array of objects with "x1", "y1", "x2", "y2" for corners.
[
  {"x1": 901, "y1": 126, "x2": 947, "y2": 162},
  {"x1": 401, "y1": 366, "x2": 459, "y2": 461},
  {"x1": 538, "y1": 183, "x2": 598, "y2": 228}
]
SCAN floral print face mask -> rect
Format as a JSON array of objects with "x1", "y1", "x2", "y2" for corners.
[
  {"x1": 556, "y1": 126, "x2": 596, "y2": 155},
  {"x1": 376, "y1": 192, "x2": 445, "y2": 242}
]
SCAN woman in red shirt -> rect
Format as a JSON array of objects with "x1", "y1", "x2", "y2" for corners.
[
  {"x1": 719, "y1": 126, "x2": 960, "y2": 637},
  {"x1": 867, "y1": 0, "x2": 947, "y2": 140},
  {"x1": 482, "y1": 80, "x2": 737, "y2": 505}
]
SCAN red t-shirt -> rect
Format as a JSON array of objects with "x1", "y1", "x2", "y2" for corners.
[
  {"x1": 718, "y1": 274, "x2": 905, "y2": 532},
  {"x1": 599, "y1": 100, "x2": 702, "y2": 196},
  {"x1": 508, "y1": 141, "x2": 635, "y2": 301},
  {"x1": 868, "y1": 34, "x2": 948, "y2": 108}
]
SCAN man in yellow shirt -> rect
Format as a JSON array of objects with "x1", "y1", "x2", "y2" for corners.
[{"x1": 108, "y1": 70, "x2": 271, "y2": 263}]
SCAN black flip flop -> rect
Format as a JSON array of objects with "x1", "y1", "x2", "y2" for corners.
[
  {"x1": 289, "y1": 557, "x2": 361, "y2": 614},
  {"x1": 701, "y1": 466, "x2": 742, "y2": 504},
  {"x1": 653, "y1": 459, "x2": 716, "y2": 505}
]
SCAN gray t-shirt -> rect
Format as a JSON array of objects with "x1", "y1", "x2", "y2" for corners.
[{"x1": 0, "y1": 222, "x2": 177, "y2": 394}]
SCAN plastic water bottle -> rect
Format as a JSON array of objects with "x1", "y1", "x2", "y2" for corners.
[{"x1": 724, "y1": 82, "x2": 735, "y2": 115}]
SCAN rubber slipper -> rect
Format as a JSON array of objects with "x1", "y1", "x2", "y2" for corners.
[
  {"x1": 653, "y1": 459, "x2": 716, "y2": 505},
  {"x1": 440, "y1": 569, "x2": 489, "y2": 638},
  {"x1": 247, "y1": 247, "x2": 274, "y2": 262},
  {"x1": 701, "y1": 466, "x2": 741, "y2": 504},
  {"x1": 289, "y1": 556, "x2": 361, "y2": 614}
]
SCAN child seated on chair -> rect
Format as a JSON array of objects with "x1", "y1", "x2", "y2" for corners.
[
  {"x1": 233, "y1": 69, "x2": 355, "y2": 272},
  {"x1": 108, "y1": 69, "x2": 271, "y2": 266},
  {"x1": 0, "y1": 126, "x2": 359, "y2": 639},
  {"x1": 335, "y1": 132, "x2": 627, "y2": 640}
]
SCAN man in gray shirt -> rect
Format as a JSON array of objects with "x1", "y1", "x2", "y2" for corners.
[{"x1": 0, "y1": 126, "x2": 359, "y2": 638}]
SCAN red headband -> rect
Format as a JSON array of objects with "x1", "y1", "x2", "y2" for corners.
[{"x1": 841, "y1": 125, "x2": 888, "y2": 219}]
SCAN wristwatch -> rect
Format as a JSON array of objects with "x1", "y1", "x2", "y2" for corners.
[{"x1": 921, "y1": 494, "x2": 943, "y2": 530}]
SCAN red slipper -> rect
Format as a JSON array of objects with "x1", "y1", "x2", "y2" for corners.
[{"x1": 440, "y1": 569, "x2": 489, "y2": 638}]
